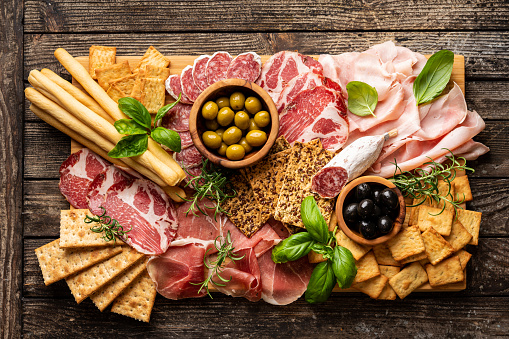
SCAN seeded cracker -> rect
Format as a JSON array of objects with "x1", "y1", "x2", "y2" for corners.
[
  {"x1": 352, "y1": 251, "x2": 380, "y2": 284},
  {"x1": 353, "y1": 275, "x2": 388, "y2": 299},
  {"x1": 387, "y1": 225, "x2": 425, "y2": 261},
  {"x1": 378, "y1": 266, "x2": 400, "y2": 300},
  {"x1": 417, "y1": 205, "x2": 453, "y2": 236},
  {"x1": 389, "y1": 262, "x2": 428, "y2": 299},
  {"x1": 421, "y1": 227, "x2": 455, "y2": 265},
  {"x1": 95, "y1": 60, "x2": 132, "y2": 91},
  {"x1": 335, "y1": 230, "x2": 371, "y2": 260},
  {"x1": 268, "y1": 136, "x2": 291, "y2": 156},
  {"x1": 426, "y1": 255, "x2": 464, "y2": 287},
  {"x1": 373, "y1": 243, "x2": 400, "y2": 266},
  {"x1": 133, "y1": 46, "x2": 170, "y2": 74},
  {"x1": 444, "y1": 219, "x2": 472, "y2": 251},
  {"x1": 456, "y1": 209, "x2": 482, "y2": 245},
  {"x1": 89, "y1": 45, "x2": 116, "y2": 79},
  {"x1": 140, "y1": 78, "x2": 166, "y2": 113}
]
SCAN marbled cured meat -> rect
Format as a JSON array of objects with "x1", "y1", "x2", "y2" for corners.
[
  {"x1": 192, "y1": 55, "x2": 210, "y2": 91},
  {"x1": 160, "y1": 103, "x2": 192, "y2": 132},
  {"x1": 178, "y1": 131, "x2": 194, "y2": 149},
  {"x1": 276, "y1": 72, "x2": 324, "y2": 113},
  {"x1": 206, "y1": 51, "x2": 233, "y2": 87},
  {"x1": 165, "y1": 74, "x2": 193, "y2": 104},
  {"x1": 87, "y1": 165, "x2": 132, "y2": 214},
  {"x1": 174, "y1": 145, "x2": 203, "y2": 168},
  {"x1": 226, "y1": 52, "x2": 262, "y2": 82},
  {"x1": 180, "y1": 65, "x2": 202, "y2": 102}
]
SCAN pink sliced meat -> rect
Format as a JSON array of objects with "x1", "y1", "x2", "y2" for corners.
[
  {"x1": 180, "y1": 65, "x2": 202, "y2": 102},
  {"x1": 99, "y1": 176, "x2": 178, "y2": 255},
  {"x1": 184, "y1": 165, "x2": 203, "y2": 185},
  {"x1": 174, "y1": 145, "x2": 203, "y2": 168},
  {"x1": 206, "y1": 51, "x2": 233, "y2": 87},
  {"x1": 178, "y1": 131, "x2": 194, "y2": 149},
  {"x1": 278, "y1": 85, "x2": 349, "y2": 152},
  {"x1": 310, "y1": 166, "x2": 348, "y2": 199},
  {"x1": 59, "y1": 149, "x2": 110, "y2": 209},
  {"x1": 192, "y1": 55, "x2": 210, "y2": 91},
  {"x1": 276, "y1": 72, "x2": 324, "y2": 113},
  {"x1": 226, "y1": 52, "x2": 262, "y2": 82},
  {"x1": 87, "y1": 165, "x2": 132, "y2": 214},
  {"x1": 161, "y1": 103, "x2": 192, "y2": 132},
  {"x1": 222, "y1": 218, "x2": 281, "y2": 257},
  {"x1": 165, "y1": 74, "x2": 193, "y2": 104}
]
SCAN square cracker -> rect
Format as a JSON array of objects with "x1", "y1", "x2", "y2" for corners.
[
  {"x1": 353, "y1": 275, "x2": 388, "y2": 299},
  {"x1": 417, "y1": 205, "x2": 453, "y2": 236},
  {"x1": 373, "y1": 243, "x2": 400, "y2": 266},
  {"x1": 133, "y1": 46, "x2": 170, "y2": 74},
  {"x1": 456, "y1": 209, "x2": 482, "y2": 245},
  {"x1": 335, "y1": 230, "x2": 371, "y2": 261},
  {"x1": 130, "y1": 77, "x2": 146, "y2": 102},
  {"x1": 107, "y1": 84, "x2": 128, "y2": 104},
  {"x1": 399, "y1": 251, "x2": 428, "y2": 265},
  {"x1": 353, "y1": 251, "x2": 380, "y2": 284},
  {"x1": 143, "y1": 65, "x2": 171, "y2": 81},
  {"x1": 89, "y1": 45, "x2": 116, "y2": 79},
  {"x1": 268, "y1": 136, "x2": 291, "y2": 156},
  {"x1": 453, "y1": 175, "x2": 473, "y2": 202},
  {"x1": 140, "y1": 78, "x2": 166, "y2": 113},
  {"x1": 66, "y1": 247, "x2": 144, "y2": 303},
  {"x1": 34, "y1": 239, "x2": 122, "y2": 285},
  {"x1": 389, "y1": 262, "x2": 428, "y2": 299},
  {"x1": 456, "y1": 249, "x2": 472, "y2": 270},
  {"x1": 387, "y1": 225, "x2": 425, "y2": 261},
  {"x1": 110, "y1": 74, "x2": 136, "y2": 95},
  {"x1": 421, "y1": 227, "x2": 455, "y2": 265},
  {"x1": 96, "y1": 60, "x2": 132, "y2": 91},
  {"x1": 426, "y1": 255, "x2": 464, "y2": 287},
  {"x1": 378, "y1": 266, "x2": 401, "y2": 300},
  {"x1": 444, "y1": 219, "x2": 472, "y2": 251},
  {"x1": 111, "y1": 270, "x2": 157, "y2": 323}
]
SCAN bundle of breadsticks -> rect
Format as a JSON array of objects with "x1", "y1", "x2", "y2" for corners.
[{"x1": 25, "y1": 48, "x2": 186, "y2": 201}]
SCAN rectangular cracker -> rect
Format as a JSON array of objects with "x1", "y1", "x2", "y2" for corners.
[
  {"x1": 90, "y1": 257, "x2": 148, "y2": 311},
  {"x1": 35, "y1": 239, "x2": 122, "y2": 286},
  {"x1": 434, "y1": 181, "x2": 456, "y2": 212},
  {"x1": 268, "y1": 136, "x2": 291, "y2": 156},
  {"x1": 335, "y1": 230, "x2": 371, "y2": 261},
  {"x1": 143, "y1": 65, "x2": 171, "y2": 81},
  {"x1": 140, "y1": 78, "x2": 166, "y2": 113},
  {"x1": 387, "y1": 225, "x2": 425, "y2": 261},
  {"x1": 399, "y1": 251, "x2": 428, "y2": 265},
  {"x1": 66, "y1": 247, "x2": 144, "y2": 303},
  {"x1": 373, "y1": 243, "x2": 400, "y2": 266},
  {"x1": 110, "y1": 74, "x2": 136, "y2": 95},
  {"x1": 426, "y1": 256, "x2": 464, "y2": 287},
  {"x1": 133, "y1": 46, "x2": 170, "y2": 73},
  {"x1": 417, "y1": 205, "x2": 453, "y2": 236},
  {"x1": 421, "y1": 227, "x2": 455, "y2": 265},
  {"x1": 456, "y1": 209, "x2": 482, "y2": 245},
  {"x1": 96, "y1": 60, "x2": 132, "y2": 90},
  {"x1": 378, "y1": 265, "x2": 401, "y2": 300},
  {"x1": 389, "y1": 262, "x2": 428, "y2": 299},
  {"x1": 89, "y1": 45, "x2": 116, "y2": 79},
  {"x1": 353, "y1": 275, "x2": 388, "y2": 299},
  {"x1": 353, "y1": 251, "x2": 380, "y2": 284},
  {"x1": 444, "y1": 219, "x2": 473, "y2": 251},
  {"x1": 111, "y1": 270, "x2": 157, "y2": 323},
  {"x1": 130, "y1": 77, "x2": 146, "y2": 102},
  {"x1": 107, "y1": 84, "x2": 127, "y2": 103},
  {"x1": 456, "y1": 249, "x2": 472, "y2": 270},
  {"x1": 453, "y1": 175, "x2": 473, "y2": 202}
]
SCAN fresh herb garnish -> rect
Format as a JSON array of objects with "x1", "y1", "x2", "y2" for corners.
[
  {"x1": 413, "y1": 50, "x2": 454, "y2": 105},
  {"x1": 84, "y1": 207, "x2": 132, "y2": 243},
  {"x1": 108, "y1": 95, "x2": 182, "y2": 158},
  {"x1": 191, "y1": 230, "x2": 245, "y2": 298},
  {"x1": 389, "y1": 149, "x2": 474, "y2": 215},
  {"x1": 271, "y1": 196, "x2": 357, "y2": 304},
  {"x1": 346, "y1": 81, "x2": 378, "y2": 117}
]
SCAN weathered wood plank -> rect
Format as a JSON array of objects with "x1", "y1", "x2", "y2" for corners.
[
  {"x1": 465, "y1": 81, "x2": 509, "y2": 120},
  {"x1": 0, "y1": 0, "x2": 23, "y2": 337},
  {"x1": 23, "y1": 32, "x2": 509, "y2": 80},
  {"x1": 24, "y1": 0, "x2": 509, "y2": 33}
]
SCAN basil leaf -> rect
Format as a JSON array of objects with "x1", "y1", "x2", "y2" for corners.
[
  {"x1": 154, "y1": 93, "x2": 181, "y2": 127},
  {"x1": 271, "y1": 232, "x2": 316, "y2": 264},
  {"x1": 151, "y1": 127, "x2": 181, "y2": 152},
  {"x1": 346, "y1": 81, "x2": 378, "y2": 117},
  {"x1": 301, "y1": 196, "x2": 329, "y2": 244},
  {"x1": 118, "y1": 97, "x2": 152, "y2": 130},
  {"x1": 413, "y1": 50, "x2": 454, "y2": 105},
  {"x1": 108, "y1": 134, "x2": 148, "y2": 158},
  {"x1": 114, "y1": 119, "x2": 148, "y2": 135},
  {"x1": 305, "y1": 261, "x2": 336, "y2": 304},
  {"x1": 332, "y1": 246, "x2": 357, "y2": 289}
]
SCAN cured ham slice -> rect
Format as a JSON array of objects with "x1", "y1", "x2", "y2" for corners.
[
  {"x1": 165, "y1": 74, "x2": 193, "y2": 104},
  {"x1": 87, "y1": 165, "x2": 132, "y2": 214},
  {"x1": 206, "y1": 51, "x2": 233, "y2": 87},
  {"x1": 226, "y1": 52, "x2": 262, "y2": 82},
  {"x1": 278, "y1": 85, "x2": 349, "y2": 151},
  {"x1": 59, "y1": 149, "x2": 110, "y2": 209},
  {"x1": 222, "y1": 218, "x2": 281, "y2": 258},
  {"x1": 192, "y1": 55, "x2": 210, "y2": 91},
  {"x1": 161, "y1": 103, "x2": 192, "y2": 132},
  {"x1": 180, "y1": 65, "x2": 202, "y2": 102},
  {"x1": 434, "y1": 140, "x2": 490, "y2": 164}
]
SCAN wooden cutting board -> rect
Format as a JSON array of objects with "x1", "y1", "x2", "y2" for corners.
[{"x1": 71, "y1": 54, "x2": 466, "y2": 292}]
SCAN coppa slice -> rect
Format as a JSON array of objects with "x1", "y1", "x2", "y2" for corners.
[
  {"x1": 276, "y1": 71, "x2": 324, "y2": 113},
  {"x1": 226, "y1": 52, "x2": 262, "y2": 82},
  {"x1": 278, "y1": 86, "x2": 349, "y2": 152},
  {"x1": 165, "y1": 74, "x2": 193, "y2": 104},
  {"x1": 180, "y1": 65, "x2": 202, "y2": 102},
  {"x1": 87, "y1": 165, "x2": 132, "y2": 214},
  {"x1": 206, "y1": 51, "x2": 233, "y2": 87},
  {"x1": 192, "y1": 55, "x2": 210, "y2": 91}
]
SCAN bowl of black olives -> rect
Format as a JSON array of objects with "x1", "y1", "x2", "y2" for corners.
[{"x1": 336, "y1": 176, "x2": 405, "y2": 246}]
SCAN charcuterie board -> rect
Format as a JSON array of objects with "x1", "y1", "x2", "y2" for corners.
[{"x1": 70, "y1": 53, "x2": 467, "y2": 293}]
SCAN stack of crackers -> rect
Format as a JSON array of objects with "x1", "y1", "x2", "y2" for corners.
[
  {"x1": 89, "y1": 45, "x2": 170, "y2": 112},
  {"x1": 35, "y1": 209, "x2": 157, "y2": 322}
]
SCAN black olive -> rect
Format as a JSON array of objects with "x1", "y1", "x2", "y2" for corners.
[
  {"x1": 373, "y1": 188, "x2": 383, "y2": 205},
  {"x1": 343, "y1": 203, "x2": 359, "y2": 224},
  {"x1": 359, "y1": 220, "x2": 378, "y2": 239},
  {"x1": 381, "y1": 188, "x2": 399, "y2": 210},
  {"x1": 356, "y1": 183, "x2": 372, "y2": 201},
  {"x1": 377, "y1": 216, "x2": 394, "y2": 234},
  {"x1": 347, "y1": 219, "x2": 360, "y2": 233},
  {"x1": 357, "y1": 199, "x2": 375, "y2": 218},
  {"x1": 373, "y1": 205, "x2": 381, "y2": 218}
]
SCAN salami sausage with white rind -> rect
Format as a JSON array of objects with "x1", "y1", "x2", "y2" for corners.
[{"x1": 226, "y1": 52, "x2": 262, "y2": 82}]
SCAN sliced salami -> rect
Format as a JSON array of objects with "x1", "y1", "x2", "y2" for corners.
[
  {"x1": 192, "y1": 55, "x2": 210, "y2": 91},
  {"x1": 87, "y1": 165, "x2": 132, "y2": 214},
  {"x1": 310, "y1": 167, "x2": 349, "y2": 199},
  {"x1": 160, "y1": 103, "x2": 192, "y2": 132},
  {"x1": 180, "y1": 65, "x2": 202, "y2": 102},
  {"x1": 178, "y1": 131, "x2": 194, "y2": 149},
  {"x1": 165, "y1": 74, "x2": 193, "y2": 104},
  {"x1": 206, "y1": 51, "x2": 233, "y2": 87},
  {"x1": 226, "y1": 52, "x2": 262, "y2": 82},
  {"x1": 174, "y1": 145, "x2": 203, "y2": 168}
]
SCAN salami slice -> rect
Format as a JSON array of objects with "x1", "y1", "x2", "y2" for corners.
[
  {"x1": 206, "y1": 51, "x2": 233, "y2": 87},
  {"x1": 310, "y1": 167, "x2": 348, "y2": 199},
  {"x1": 180, "y1": 65, "x2": 202, "y2": 102},
  {"x1": 226, "y1": 52, "x2": 262, "y2": 82},
  {"x1": 174, "y1": 145, "x2": 203, "y2": 168},
  {"x1": 161, "y1": 103, "x2": 192, "y2": 132},
  {"x1": 165, "y1": 74, "x2": 193, "y2": 104},
  {"x1": 178, "y1": 131, "x2": 194, "y2": 149},
  {"x1": 192, "y1": 55, "x2": 210, "y2": 91}
]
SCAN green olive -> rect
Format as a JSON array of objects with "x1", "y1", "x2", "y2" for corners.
[
  {"x1": 202, "y1": 131, "x2": 222, "y2": 149},
  {"x1": 215, "y1": 128, "x2": 225, "y2": 140},
  {"x1": 230, "y1": 92, "x2": 246, "y2": 110},
  {"x1": 216, "y1": 96, "x2": 230, "y2": 109},
  {"x1": 234, "y1": 111, "x2": 250, "y2": 130},
  {"x1": 244, "y1": 96, "x2": 262, "y2": 114},
  {"x1": 226, "y1": 144, "x2": 245, "y2": 161},
  {"x1": 248, "y1": 118, "x2": 261, "y2": 131},
  {"x1": 246, "y1": 130, "x2": 267, "y2": 147},
  {"x1": 205, "y1": 119, "x2": 219, "y2": 130},
  {"x1": 201, "y1": 101, "x2": 219, "y2": 120},
  {"x1": 217, "y1": 142, "x2": 228, "y2": 156},
  {"x1": 238, "y1": 137, "x2": 253, "y2": 153},
  {"x1": 217, "y1": 107, "x2": 235, "y2": 126},
  {"x1": 254, "y1": 111, "x2": 270, "y2": 128},
  {"x1": 223, "y1": 126, "x2": 242, "y2": 145}
]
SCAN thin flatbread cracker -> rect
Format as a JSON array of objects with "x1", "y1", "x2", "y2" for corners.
[
  {"x1": 353, "y1": 275, "x2": 388, "y2": 299},
  {"x1": 421, "y1": 227, "x2": 455, "y2": 265},
  {"x1": 417, "y1": 205, "x2": 453, "y2": 236},
  {"x1": 96, "y1": 61, "x2": 132, "y2": 90},
  {"x1": 444, "y1": 219, "x2": 473, "y2": 251},
  {"x1": 352, "y1": 251, "x2": 380, "y2": 284},
  {"x1": 389, "y1": 262, "x2": 428, "y2": 299},
  {"x1": 110, "y1": 74, "x2": 136, "y2": 95},
  {"x1": 130, "y1": 77, "x2": 146, "y2": 102},
  {"x1": 378, "y1": 266, "x2": 400, "y2": 300},
  {"x1": 387, "y1": 225, "x2": 425, "y2": 261},
  {"x1": 107, "y1": 84, "x2": 127, "y2": 103},
  {"x1": 140, "y1": 78, "x2": 166, "y2": 113},
  {"x1": 133, "y1": 46, "x2": 170, "y2": 74},
  {"x1": 143, "y1": 65, "x2": 171, "y2": 81},
  {"x1": 336, "y1": 230, "x2": 371, "y2": 261},
  {"x1": 89, "y1": 45, "x2": 116, "y2": 79},
  {"x1": 453, "y1": 175, "x2": 473, "y2": 202},
  {"x1": 456, "y1": 249, "x2": 472, "y2": 270},
  {"x1": 373, "y1": 243, "x2": 400, "y2": 266},
  {"x1": 456, "y1": 209, "x2": 482, "y2": 245},
  {"x1": 426, "y1": 256, "x2": 464, "y2": 287},
  {"x1": 399, "y1": 251, "x2": 428, "y2": 265}
]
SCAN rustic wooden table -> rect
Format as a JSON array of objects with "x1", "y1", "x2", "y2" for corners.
[{"x1": 2, "y1": 1, "x2": 509, "y2": 337}]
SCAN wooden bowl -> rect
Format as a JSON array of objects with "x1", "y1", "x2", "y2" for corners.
[
  {"x1": 336, "y1": 176, "x2": 406, "y2": 246},
  {"x1": 189, "y1": 78, "x2": 279, "y2": 169}
]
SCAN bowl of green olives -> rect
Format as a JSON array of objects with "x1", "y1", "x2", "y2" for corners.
[
  {"x1": 189, "y1": 78, "x2": 279, "y2": 169},
  {"x1": 336, "y1": 176, "x2": 406, "y2": 246}
]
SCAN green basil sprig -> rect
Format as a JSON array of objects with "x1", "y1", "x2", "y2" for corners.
[
  {"x1": 413, "y1": 50, "x2": 454, "y2": 105},
  {"x1": 108, "y1": 96, "x2": 181, "y2": 158},
  {"x1": 305, "y1": 261, "x2": 336, "y2": 304},
  {"x1": 346, "y1": 81, "x2": 378, "y2": 117}
]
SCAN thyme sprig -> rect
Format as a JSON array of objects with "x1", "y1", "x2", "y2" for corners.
[
  {"x1": 389, "y1": 149, "x2": 474, "y2": 215},
  {"x1": 84, "y1": 207, "x2": 132, "y2": 243},
  {"x1": 190, "y1": 231, "x2": 245, "y2": 298}
]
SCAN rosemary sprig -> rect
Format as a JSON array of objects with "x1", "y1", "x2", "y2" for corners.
[
  {"x1": 389, "y1": 149, "x2": 474, "y2": 216},
  {"x1": 190, "y1": 231, "x2": 245, "y2": 298},
  {"x1": 84, "y1": 207, "x2": 132, "y2": 243}
]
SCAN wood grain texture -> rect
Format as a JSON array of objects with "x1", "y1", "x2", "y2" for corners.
[{"x1": 23, "y1": 0, "x2": 509, "y2": 33}]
